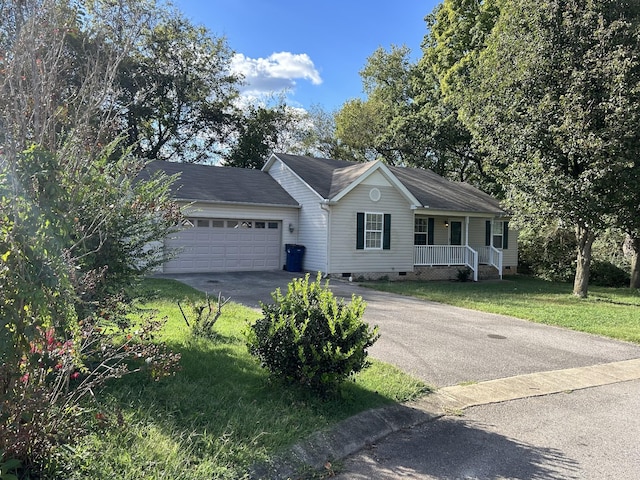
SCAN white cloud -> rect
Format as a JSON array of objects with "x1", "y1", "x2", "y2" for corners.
[{"x1": 231, "y1": 51, "x2": 322, "y2": 98}]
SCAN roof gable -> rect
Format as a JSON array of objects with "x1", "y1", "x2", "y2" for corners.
[
  {"x1": 141, "y1": 161, "x2": 299, "y2": 207},
  {"x1": 329, "y1": 161, "x2": 420, "y2": 206}
]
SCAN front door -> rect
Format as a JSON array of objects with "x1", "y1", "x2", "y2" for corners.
[{"x1": 450, "y1": 221, "x2": 462, "y2": 246}]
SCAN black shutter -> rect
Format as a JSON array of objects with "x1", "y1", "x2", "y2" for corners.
[
  {"x1": 485, "y1": 220, "x2": 491, "y2": 246},
  {"x1": 428, "y1": 217, "x2": 434, "y2": 245},
  {"x1": 383, "y1": 214, "x2": 391, "y2": 250},
  {"x1": 503, "y1": 221, "x2": 509, "y2": 249},
  {"x1": 356, "y1": 212, "x2": 364, "y2": 249}
]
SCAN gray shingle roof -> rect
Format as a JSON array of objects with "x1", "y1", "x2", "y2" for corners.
[
  {"x1": 388, "y1": 165, "x2": 505, "y2": 214},
  {"x1": 141, "y1": 161, "x2": 299, "y2": 207},
  {"x1": 273, "y1": 153, "x2": 505, "y2": 215},
  {"x1": 272, "y1": 153, "x2": 354, "y2": 198}
]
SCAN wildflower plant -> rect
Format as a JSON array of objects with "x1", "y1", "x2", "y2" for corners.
[{"x1": 1, "y1": 315, "x2": 180, "y2": 475}]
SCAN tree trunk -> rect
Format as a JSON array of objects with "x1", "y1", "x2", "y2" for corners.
[
  {"x1": 573, "y1": 224, "x2": 596, "y2": 298},
  {"x1": 628, "y1": 234, "x2": 640, "y2": 289}
]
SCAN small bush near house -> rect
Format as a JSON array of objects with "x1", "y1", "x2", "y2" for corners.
[
  {"x1": 245, "y1": 273, "x2": 379, "y2": 395},
  {"x1": 456, "y1": 267, "x2": 472, "y2": 282}
]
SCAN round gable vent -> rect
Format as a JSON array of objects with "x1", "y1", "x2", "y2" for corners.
[{"x1": 369, "y1": 188, "x2": 381, "y2": 202}]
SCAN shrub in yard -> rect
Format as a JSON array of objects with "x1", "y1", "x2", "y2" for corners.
[
  {"x1": 589, "y1": 260, "x2": 630, "y2": 288},
  {"x1": 178, "y1": 292, "x2": 230, "y2": 339},
  {"x1": 244, "y1": 273, "x2": 379, "y2": 394},
  {"x1": 0, "y1": 319, "x2": 180, "y2": 477},
  {"x1": 456, "y1": 267, "x2": 472, "y2": 282}
]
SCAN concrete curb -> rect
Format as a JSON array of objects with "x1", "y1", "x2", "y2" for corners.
[
  {"x1": 249, "y1": 358, "x2": 640, "y2": 479},
  {"x1": 248, "y1": 404, "x2": 443, "y2": 480}
]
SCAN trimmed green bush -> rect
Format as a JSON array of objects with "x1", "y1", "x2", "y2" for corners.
[{"x1": 245, "y1": 273, "x2": 379, "y2": 394}]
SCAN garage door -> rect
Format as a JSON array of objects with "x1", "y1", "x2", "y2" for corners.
[{"x1": 164, "y1": 218, "x2": 282, "y2": 273}]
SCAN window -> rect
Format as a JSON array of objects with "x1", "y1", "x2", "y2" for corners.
[
  {"x1": 414, "y1": 218, "x2": 428, "y2": 246},
  {"x1": 255, "y1": 221, "x2": 265, "y2": 229},
  {"x1": 366, "y1": 213, "x2": 383, "y2": 249},
  {"x1": 414, "y1": 217, "x2": 434, "y2": 245},
  {"x1": 227, "y1": 220, "x2": 239, "y2": 228},
  {"x1": 211, "y1": 220, "x2": 224, "y2": 228},
  {"x1": 196, "y1": 219, "x2": 210, "y2": 228},
  {"x1": 486, "y1": 220, "x2": 509, "y2": 249},
  {"x1": 493, "y1": 221, "x2": 504, "y2": 248},
  {"x1": 357, "y1": 212, "x2": 391, "y2": 250},
  {"x1": 268, "y1": 222, "x2": 279, "y2": 229}
]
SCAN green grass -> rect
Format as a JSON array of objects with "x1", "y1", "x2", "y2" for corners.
[
  {"x1": 63, "y1": 278, "x2": 429, "y2": 480},
  {"x1": 362, "y1": 275, "x2": 640, "y2": 343}
]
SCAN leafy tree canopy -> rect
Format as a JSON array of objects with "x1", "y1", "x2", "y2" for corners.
[
  {"x1": 464, "y1": 0, "x2": 640, "y2": 296},
  {"x1": 117, "y1": 8, "x2": 241, "y2": 162}
]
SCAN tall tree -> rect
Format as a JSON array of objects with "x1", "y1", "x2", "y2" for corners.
[
  {"x1": 335, "y1": 45, "x2": 416, "y2": 165},
  {"x1": 1, "y1": 0, "x2": 180, "y2": 453},
  {"x1": 295, "y1": 104, "x2": 347, "y2": 159},
  {"x1": 614, "y1": 164, "x2": 640, "y2": 288},
  {"x1": 422, "y1": 0, "x2": 501, "y2": 104},
  {"x1": 222, "y1": 98, "x2": 305, "y2": 169},
  {"x1": 413, "y1": 0, "x2": 500, "y2": 186},
  {"x1": 465, "y1": 0, "x2": 640, "y2": 297},
  {"x1": 117, "y1": 9, "x2": 240, "y2": 162}
]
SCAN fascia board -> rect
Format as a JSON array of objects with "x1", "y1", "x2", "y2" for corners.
[
  {"x1": 413, "y1": 208, "x2": 506, "y2": 218},
  {"x1": 177, "y1": 198, "x2": 301, "y2": 209}
]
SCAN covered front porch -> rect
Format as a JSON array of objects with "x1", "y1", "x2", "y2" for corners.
[{"x1": 413, "y1": 214, "x2": 506, "y2": 281}]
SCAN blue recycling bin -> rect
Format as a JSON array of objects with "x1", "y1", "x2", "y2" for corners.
[{"x1": 285, "y1": 244, "x2": 306, "y2": 272}]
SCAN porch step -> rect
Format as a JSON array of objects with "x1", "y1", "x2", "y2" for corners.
[{"x1": 478, "y1": 265, "x2": 501, "y2": 281}]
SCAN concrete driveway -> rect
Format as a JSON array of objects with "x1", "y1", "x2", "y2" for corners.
[{"x1": 158, "y1": 271, "x2": 640, "y2": 388}]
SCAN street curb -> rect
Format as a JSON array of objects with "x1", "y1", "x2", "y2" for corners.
[
  {"x1": 248, "y1": 403, "x2": 443, "y2": 479},
  {"x1": 249, "y1": 358, "x2": 640, "y2": 479}
]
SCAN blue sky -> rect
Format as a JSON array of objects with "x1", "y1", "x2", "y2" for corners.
[{"x1": 171, "y1": 1, "x2": 441, "y2": 111}]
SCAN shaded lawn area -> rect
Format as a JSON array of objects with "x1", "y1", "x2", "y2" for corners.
[
  {"x1": 361, "y1": 275, "x2": 640, "y2": 344},
  {"x1": 64, "y1": 278, "x2": 428, "y2": 480}
]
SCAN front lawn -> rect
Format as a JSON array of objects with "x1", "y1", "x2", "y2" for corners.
[
  {"x1": 62, "y1": 278, "x2": 428, "y2": 480},
  {"x1": 362, "y1": 276, "x2": 640, "y2": 343}
]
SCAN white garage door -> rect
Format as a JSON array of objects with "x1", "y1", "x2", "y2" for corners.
[{"x1": 164, "y1": 218, "x2": 282, "y2": 273}]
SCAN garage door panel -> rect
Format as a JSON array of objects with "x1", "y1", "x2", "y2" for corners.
[{"x1": 164, "y1": 219, "x2": 282, "y2": 273}]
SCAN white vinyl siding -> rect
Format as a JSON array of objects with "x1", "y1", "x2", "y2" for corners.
[
  {"x1": 467, "y1": 218, "x2": 489, "y2": 247},
  {"x1": 329, "y1": 184, "x2": 413, "y2": 273},
  {"x1": 266, "y1": 158, "x2": 328, "y2": 273}
]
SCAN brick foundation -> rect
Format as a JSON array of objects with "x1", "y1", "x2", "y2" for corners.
[{"x1": 331, "y1": 264, "x2": 505, "y2": 282}]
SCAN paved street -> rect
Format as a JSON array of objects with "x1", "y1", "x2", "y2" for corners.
[{"x1": 335, "y1": 379, "x2": 640, "y2": 479}]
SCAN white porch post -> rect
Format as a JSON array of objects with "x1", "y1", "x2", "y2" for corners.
[
  {"x1": 465, "y1": 216, "x2": 469, "y2": 246},
  {"x1": 490, "y1": 219, "x2": 494, "y2": 247}
]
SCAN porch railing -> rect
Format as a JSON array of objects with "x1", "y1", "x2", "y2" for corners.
[
  {"x1": 478, "y1": 246, "x2": 503, "y2": 279},
  {"x1": 414, "y1": 245, "x2": 478, "y2": 281}
]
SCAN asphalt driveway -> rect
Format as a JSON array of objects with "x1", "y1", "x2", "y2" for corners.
[{"x1": 156, "y1": 271, "x2": 640, "y2": 388}]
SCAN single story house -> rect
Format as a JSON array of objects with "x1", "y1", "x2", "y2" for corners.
[{"x1": 146, "y1": 153, "x2": 517, "y2": 281}]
